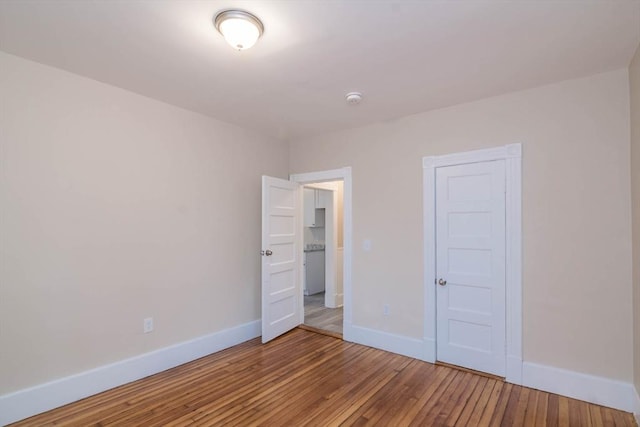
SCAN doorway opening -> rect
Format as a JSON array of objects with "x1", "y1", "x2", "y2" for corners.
[
  {"x1": 290, "y1": 167, "x2": 352, "y2": 341},
  {"x1": 300, "y1": 182, "x2": 344, "y2": 337}
]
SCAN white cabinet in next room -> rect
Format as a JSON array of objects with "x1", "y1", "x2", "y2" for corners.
[
  {"x1": 305, "y1": 250, "x2": 325, "y2": 295},
  {"x1": 303, "y1": 188, "x2": 326, "y2": 227}
]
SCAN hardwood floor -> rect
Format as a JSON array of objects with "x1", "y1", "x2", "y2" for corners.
[
  {"x1": 11, "y1": 329, "x2": 637, "y2": 426},
  {"x1": 304, "y1": 292, "x2": 343, "y2": 335}
]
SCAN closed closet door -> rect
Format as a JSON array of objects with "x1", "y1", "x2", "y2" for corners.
[{"x1": 435, "y1": 160, "x2": 506, "y2": 376}]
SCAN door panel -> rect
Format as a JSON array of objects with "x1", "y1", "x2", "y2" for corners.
[
  {"x1": 436, "y1": 160, "x2": 506, "y2": 376},
  {"x1": 262, "y1": 176, "x2": 301, "y2": 343}
]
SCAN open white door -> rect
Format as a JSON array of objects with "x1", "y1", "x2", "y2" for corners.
[{"x1": 261, "y1": 176, "x2": 302, "y2": 343}]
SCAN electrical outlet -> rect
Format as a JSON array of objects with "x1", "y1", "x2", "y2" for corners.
[
  {"x1": 383, "y1": 304, "x2": 389, "y2": 316},
  {"x1": 143, "y1": 317, "x2": 153, "y2": 333}
]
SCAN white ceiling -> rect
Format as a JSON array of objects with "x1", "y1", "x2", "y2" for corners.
[{"x1": 1, "y1": 1, "x2": 639, "y2": 141}]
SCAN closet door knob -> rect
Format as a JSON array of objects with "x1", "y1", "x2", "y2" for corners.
[{"x1": 438, "y1": 278, "x2": 447, "y2": 286}]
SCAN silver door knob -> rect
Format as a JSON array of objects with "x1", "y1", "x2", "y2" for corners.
[
  {"x1": 438, "y1": 278, "x2": 447, "y2": 286},
  {"x1": 262, "y1": 249, "x2": 273, "y2": 256}
]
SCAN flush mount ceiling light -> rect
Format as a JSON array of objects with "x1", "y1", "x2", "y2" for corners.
[{"x1": 214, "y1": 10, "x2": 264, "y2": 51}]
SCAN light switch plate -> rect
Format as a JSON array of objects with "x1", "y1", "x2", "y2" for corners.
[{"x1": 143, "y1": 317, "x2": 153, "y2": 334}]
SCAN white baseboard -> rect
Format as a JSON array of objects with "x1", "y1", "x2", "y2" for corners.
[
  {"x1": 0, "y1": 320, "x2": 261, "y2": 426},
  {"x1": 423, "y1": 337, "x2": 436, "y2": 363},
  {"x1": 347, "y1": 325, "x2": 429, "y2": 361},
  {"x1": 506, "y1": 355, "x2": 523, "y2": 385},
  {"x1": 522, "y1": 362, "x2": 636, "y2": 413}
]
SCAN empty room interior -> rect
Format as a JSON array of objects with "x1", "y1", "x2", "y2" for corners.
[{"x1": 2, "y1": 0, "x2": 640, "y2": 425}]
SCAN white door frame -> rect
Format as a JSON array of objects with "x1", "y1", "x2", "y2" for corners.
[
  {"x1": 423, "y1": 144, "x2": 522, "y2": 384},
  {"x1": 290, "y1": 167, "x2": 352, "y2": 339}
]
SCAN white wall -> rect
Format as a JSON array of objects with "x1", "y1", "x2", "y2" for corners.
[
  {"x1": 289, "y1": 69, "x2": 633, "y2": 383},
  {"x1": 0, "y1": 52, "x2": 288, "y2": 394},
  {"x1": 629, "y1": 44, "x2": 640, "y2": 402}
]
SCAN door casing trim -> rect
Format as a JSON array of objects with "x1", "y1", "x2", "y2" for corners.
[{"x1": 423, "y1": 144, "x2": 522, "y2": 384}]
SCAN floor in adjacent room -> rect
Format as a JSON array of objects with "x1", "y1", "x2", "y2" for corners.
[{"x1": 303, "y1": 291, "x2": 343, "y2": 335}]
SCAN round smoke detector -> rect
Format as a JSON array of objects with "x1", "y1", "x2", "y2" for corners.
[{"x1": 345, "y1": 92, "x2": 363, "y2": 105}]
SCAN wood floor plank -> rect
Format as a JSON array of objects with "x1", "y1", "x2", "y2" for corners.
[
  {"x1": 477, "y1": 380, "x2": 507, "y2": 426},
  {"x1": 495, "y1": 382, "x2": 518, "y2": 426},
  {"x1": 532, "y1": 391, "x2": 549, "y2": 427},
  {"x1": 445, "y1": 374, "x2": 487, "y2": 426},
  {"x1": 601, "y1": 407, "x2": 616, "y2": 426},
  {"x1": 547, "y1": 392, "x2": 560, "y2": 427},
  {"x1": 349, "y1": 360, "x2": 428, "y2": 426},
  {"x1": 571, "y1": 395, "x2": 592, "y2": 427},
  {"x1": 324, "y1": 364, "x2": 408, "y2": 427},
  {"x1": 333, "y1": 363, "x2": 413, "y2": 425},
  {"x1": 511, "y1": 384, "x2": 530, "y2": 425},
  {"x1": 9, "y1": 329, "x2": 638, "y2": 427},
  {"x1": 522, "y1": 388, "x2": 539, "y2": 427},
  {"x1": 417, "y1": 371, "x2": 473, "y2": 425},
  {"x1": 170, "y1": 339, "x2": 360, "y2": 426},
  {"x1": 590, "y1": 404, "x2": 605, "y2": 427},
  {"x1": 106, "y1": 333, "x2": 344, "y2": 426},
  {"x1": 407, "y1": 369, "x2": 461, "y2": 426},
  {"x1": 311, "y1": 358, "x2": 417, "y2": 426},
  {"x1": 431, "y1": 372, "x2": 478, "y2": 425},
  {"x1": 222, "y1": 346, "x2": 394, "y2": 426},
  {"x1": 558, "y1": 395, "x2": 571, "y2": 427},
  {"x1": 611, "y1": 406, "x2": 634, "y2": 427},
  {"x1": 222, "y1": 347, "x2": 395, "y2": 426},
  {"x1": 392, "y1": 364, "x2": 455, "y2": 426},
  {"x1": 465, "y1": 378, "x2": 499, "y2": 426},
  {"x1": 442, "y1": 373, "x2": 481, "y2": 426}
]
